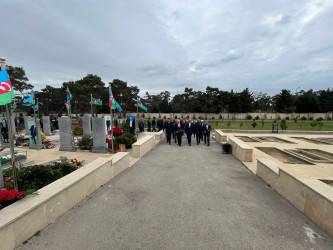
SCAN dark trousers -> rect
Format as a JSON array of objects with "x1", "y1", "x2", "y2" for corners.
[
  {"x1": 173, "y1": 132, "x2": 176, "y2": 142},
  {"x1": 204, "y1": 133, "x2": 210, "y2": 145},
  {"x1": 130, "y1": 128, "x2": 134, "y2": 134},
  {"x1": 152, "y1": 125, "x2": 156, "y2": 132},
  {"x1": 187, "y1": 132, "x2": 192, "y2": 145},
  {"x1": 196, "y1": 133, "x2": 201, "y2": 144},
  {"x1": 166, "y1": 133, "x2": 171, "y2": 144},
  {"x1": 148, "y1": 127, "x2": 151, "y2": 132},
  {"x1": 177, "y1": 133, "x2": 182, "y2": 146}
]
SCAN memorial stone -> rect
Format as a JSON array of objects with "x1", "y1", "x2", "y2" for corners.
[
  {"x1": 24, "y1": 116, "x2": 30, "y2": 135},
  {"x1": 42, "y1": 116, "x2": 52, "y2": 136},
  {"x1": 83, "y1": 116, "x2": 91, "y2": 135},
  {"x1": 28, "y1": 117, "x2": 43, "y2": 149},
  {"x1": 10, "y1": 116, "x2": 16, "y2": 135},
  {"x1": 59, "y1": 117, "x2": 74, "y2": 151},
  {"x1": 92, "y1": 118, "x2": 108, "y2": 153}
]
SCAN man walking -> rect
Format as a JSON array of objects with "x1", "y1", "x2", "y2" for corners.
[
  {"x1": 203, "y1": 121, "x2": 212, "y2": 146},
  {"x1": 139, "y1": 118, "x2": 145, "y2": 133},
  {"x1": 165, "y1": 118, "x2": 173, "y2": 145},
  {"x1": 195, "y1": 119, "x2": 202, "y2": 145},
  {"x1": 175, "y1": 119, "x2": 184, "y2": 146},
  {"x1": 185, "y1": 119, "x2": 194, "y2": 146},
  {"x1": 152, "y1": 117, "x2": 156, "y2": 132}
]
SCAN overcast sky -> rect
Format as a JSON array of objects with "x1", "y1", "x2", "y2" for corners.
[{"x1": 1, "y1": 0, "x2": 333, "y2": 96}]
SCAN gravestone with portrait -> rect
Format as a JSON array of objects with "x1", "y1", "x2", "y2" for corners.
[
  {"x1": 104, "y1": 116, "x2": 111, "y2": 134},
  {"x1": 27, "y1": 117, "x2": 43, "y2": 149},
  {"x1": 42, "y1": 116, "x2": 52, "y2": 136},
  {"x1": 59, "y1": 117, "x2": 74, "y2": 151},
  {"x1": 82, "y1": 116, "x2": 91, "y2": 136},
  {"x1": 92, "y1": 118, "x2": 108, "y2": 153},
  {"x1": 0, "y1": 118, "x2": 9, "y2": 148},
  {"x1": 0, "y1": 161, "x2": 3, "y2": 189}
]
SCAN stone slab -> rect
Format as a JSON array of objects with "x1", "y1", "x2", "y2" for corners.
[
  {"x1": 82, "y1": 116, "x2": 91, "y2": 136},
  {"x1": 92, "y1": 118, "x2": 107, "y2": 153},
  {"x1": 59, "y1": 117, "x2": 74, "y2": 151},
  {"x1": 42, "y1": 116, "x2": 52, "y2": 136}
]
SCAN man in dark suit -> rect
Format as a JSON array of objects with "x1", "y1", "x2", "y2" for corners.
[
  {"x1": 171, "y1": 118, "x2": 176, "y2": 143},
  {"x1": 185, "y1": 119, "x2": 194, "y2": 146},
  {"x1": 165, "y1": 118, "x2": 173, "y2": 145},
  {"x1": 202, "y1": 121, "x2": 212, "y2": 146},
  {"x1": 174, "y1": 119, "x2": 184, "y2": 146},
  {"x1": 194, "y1": 119, "x2": 202, "y2": 145}
]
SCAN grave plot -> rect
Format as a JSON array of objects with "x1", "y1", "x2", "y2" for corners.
[
  {"x1": 236, "y1": 136, "x2": 260, "y2": 142},
  {"x1": 285, "y1": 149, "x2": 333, "y2": 164},
  {"x1": 256, "y1": 147, "x2": 314, "y2": 165},
  {"x1": 253, "y1": 136, "x2": 295, "y2": 144},
  {"x1": 290, "y1": 137, "x2": 333, "y2": 145}
]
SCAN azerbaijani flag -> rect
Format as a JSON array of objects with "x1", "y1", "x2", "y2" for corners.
[
  {"x1": 137, "y1": 98, "x2": 148, "y2": 111},
  {"x1": 11, "y1": 100, "x2": 16, "y2": 113},
  {"x1": 23, "y1": 94, "x2": 35, "y2": 106},
  {"x1": 32, "y1": 102, "x2": 38, "y2": 111},
  {"x1": 0, "y1": 69, "x2": 15, "y2": 105},
  {"x1": 109, "y1": 89, "x2": 114, "y2": 109},
  {"x1": 114, "y1": 99, "x2": 122, "y2": 112},
  {"x1": 91, "y1": 97, "x2": 102, "y2": 105},
  {"x1": 66, "y1": 88, "x2": 71, "y2": 111},
  {"x1": 66, "y1": 88, "x2": 72, "y2": 101}
]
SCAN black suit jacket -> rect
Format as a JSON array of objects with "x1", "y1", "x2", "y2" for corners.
[
  {"x1": 202, "y1": 124, "x2": 212, "y2": 135},
  {"x1": 175, "y1": 123, "x2": 184, "y2": 135}
]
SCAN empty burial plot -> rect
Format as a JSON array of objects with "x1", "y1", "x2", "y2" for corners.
[
  {"x1": 301, "y1": 149, "x2": 333, "y2": 161},
  {"x1": 290, "y1": 137, "x2": 333, "y2": 145},
  {"x1": 256, "y1": 147, "x2": 314, "y2": 165},
  {"x1": 254, "y1": 136, "x2": 295, "y2": 143},
  {"x1": 236, "y1": 136, "x2": 259, "y2": 142}
]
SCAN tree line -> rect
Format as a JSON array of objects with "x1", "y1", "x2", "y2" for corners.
[{"x1": 3, "y1": 65, "x2": 333, "y2": 116}]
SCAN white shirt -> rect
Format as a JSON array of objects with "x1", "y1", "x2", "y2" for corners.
[
  {"x1": 178, "y1": 124, "x2": 180, "y2": 128},
  {"x1": 189, "y1": 123, "x2": 191, "y2": 128},
  {"x1": 206, "y1": 125, "x2": 208, "y2": 130},
  {"x1": 130, "y1": 120, "x2": 133, "y2": 127}
]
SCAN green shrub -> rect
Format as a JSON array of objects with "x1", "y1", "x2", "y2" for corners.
[
  {"x1": 219, "y1": 115, "x2": 222, "y2": 119},
  {"x1": 51, "y1": 125, "x2": 55, "y2": 132},
  {"x1": 317, "y1": 117, "x2": 323, "y2": 121},
  {"x1": 193, "y1": 115, "x2": 196, "y2": 119},
  {"x1": 226, "y1": 121, "x2": 231, "y2": 128},
  {"x1": 52, "y1": 161, "x2": 79, "y2": 176},
  {"x1": 251, "y1": 121, "x2": 257, "y2": 128},
  {"x1": 309, "y1": 117, "x2": 313, "y2": 120},
  {"x1": 310, "y1": 120, "x2": 318, "y2": 128},
  {"x1": 175, "y1": 115, "x2": 178, "y2": 119},
  {"x1": 261, "y1": 120, "x2": 265, "y2": 129},
  {"x1": 246, "y1": 115, "x2": 252, "y2": 120},
  {"x1": 277, "y1": 115, "x2": 281, "y2": 120},
  {"x1": 212, "y1": 117, "x2": 215, "y2": 120},
  {"x1": 285, "y1": 117, "x2": 290, "y2": 120},
  {"x1": 318, "y1": 121, "x2": 323, "y2": 129},
  {"x1": 141, "y1": 113, "x2": 145, "y2": 118},
  {"x1": 301, "y1": 116, "x2": 307, "y2": 120},
  {"x1": 78, "y1": 135, "x2": 93, "y2": 150},
  {"x1": 114, "y1": 132, "x2": 137, "y2": 148},
  {"x1": 240, "y1": 122, "x2": 243, "y2": 129},
  {"x1": 280, "y1": 119, "x2": 287, "y2": 130},
  {"x1": 327, "y1": 117, "x2": 332, "y2": 120},
  {"x1": 255, "y1": 115, "x2": 260, "y2": 120},
  {"x1": 120, "y1": 121, "x2": 129, "y2": 132}
]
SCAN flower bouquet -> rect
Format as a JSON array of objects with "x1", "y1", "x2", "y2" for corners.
[
  {"x1": 70, "y1": 158, "x2": 83, "y2": 166},
  {"x1": 0, "y1": 189, "x2": 26, "y2": 209},
  {"x1": 43, "y1": 139, "x2": 56, "y2": 149},
  {"x1": 108, "y1": 128, "x2": 123, "y2": 136}
]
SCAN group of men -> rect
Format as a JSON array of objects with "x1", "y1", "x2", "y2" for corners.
[{"x1": 164, "y1": 118, "x2": 212, "y2": 147}]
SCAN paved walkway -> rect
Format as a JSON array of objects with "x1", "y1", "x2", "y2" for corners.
[{"x1": 19, "y1": 137, "x2": 333, "y2": 249}]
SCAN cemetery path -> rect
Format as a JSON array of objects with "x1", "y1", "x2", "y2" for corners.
[{"x1": 19, "y1": 137, "x2": 333, "y2": 249}]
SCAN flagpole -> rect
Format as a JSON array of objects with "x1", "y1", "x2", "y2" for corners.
[
  {"x1": 1, "y1": 58, "x2": 18, "y2": 190},
  {"x1": 109, "y1": 83, "x2": 114, "y2": 154},
  {"x1": 33, "y1": 91, "x2": 41, "y2": 151},
  {"x1": 90, "y1": 93, "x2": 93, "y2": 118},
  {"x1": 37, "y1": 98, "x2": 39, "y2": 118},
  {"x1": 136, "y1": 95, "x2": 139, "y2": 138},
  {"x1": 68, "y1": 88, "x2": 76, "y2": 152}
]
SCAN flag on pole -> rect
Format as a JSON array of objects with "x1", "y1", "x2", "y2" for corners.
[
  {"x1": 11, "y1": 100, "x2": 16, "y2": 113},
  {"x1": 66, "y1": 88, "x2": 72, "y2": 101},
  {"x1": 23, "y1": 94, "x2": 35, "y2": 106},
  {"x1": 137, "y1": 98, "x2": 148, "y2": 111},
  {"x1": 91, "y1": 97, "x2": 102, "y2": 105},
  {"x1": 32, "y1": 102, "x2": 38, "y2": 111},
  {"x1": 0, "y1": 69, "x2": 15, "y2": 106},
  {"x1": 109, "y1": 89, "x2": 114, "y2": 109},
  {"x1": 113, "y1": 99, "x2": 122, "y2": 112},
  {"x1": 66, "y1": 88, "x2": 71, "y2": 111}
]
